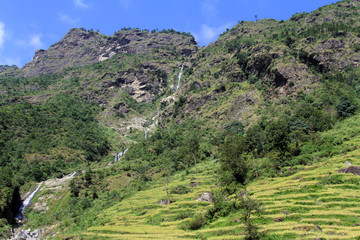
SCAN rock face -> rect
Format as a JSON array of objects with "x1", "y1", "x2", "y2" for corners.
[
  {"x1": 22, "y1": 28, "x2": 198, "y2": 77},
  {"x1": 337, "y1": 166, "x2": 360, "y2": 175},
  {"x1": 10, "y1": 228, "x2": 44, "y2": 240}
]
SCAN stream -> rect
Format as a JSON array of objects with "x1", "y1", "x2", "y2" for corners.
[
  {"x1": 16, "y1": 183, "x2": 42, "y2": 221},
  {"x1": 174, "y1": 64, "x2": 184, "y2": 92}
]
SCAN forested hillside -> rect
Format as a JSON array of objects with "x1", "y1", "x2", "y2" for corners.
[{"x1": 1, "y1": 0, "x2": 360, "y2": 239}]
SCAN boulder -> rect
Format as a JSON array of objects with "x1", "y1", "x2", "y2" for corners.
[
  {"x1": 157, "y1": 199, "x2": 171, "y2": 205},
  {"x1": 337, "y1": 166, "x2": 360, "y2": 175},
  {"x1": 196, "y1": 192, "x2": 213, "y2": 202}
]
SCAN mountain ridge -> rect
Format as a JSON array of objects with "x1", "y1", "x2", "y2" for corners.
[
  {"x1": 1, "y1": 0, "x2": 360, "y2": 239},
  {"x1": 21, "y1": 28, "x2": 198, "y2": 77}
]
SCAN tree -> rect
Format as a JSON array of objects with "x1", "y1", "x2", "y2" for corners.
[
  {"x1": 239, "y1": 195, "x2": 263, "y2": 240},
  {"x1": 245, "y1": 124, "x2": 266, "y2": 157},
  {"x1": 219, "y1": 135, "x2": 248, "y2": 186},
  {"x1": 185, "y1": 131, "x2": 200, "y2": 169},
  {"x1": 336, "y1": 98, "x2": 357, "y2": 118},
  {"x1": 265, "y1": 120, "x2": 290, "y2": 154}
]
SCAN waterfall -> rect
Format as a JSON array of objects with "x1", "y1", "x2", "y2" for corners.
[
  {"x1": 69, "y1": 172, "x2": 78, "y2": 178},
  {"x1": 112, "y1": 149, "x2": 128, "y2": 164},
  {"x1": 174, "y1": 64, "x2": 184, "y2": 92},
  {"x1": 16, "y1": 183, "x2": 42, "y2": 220},
  {"x1": 143, "y1": 128, "x2": 147, "y2": 139}
]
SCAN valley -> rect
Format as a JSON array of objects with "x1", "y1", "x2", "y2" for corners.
[{"x1": 1, "y1": 0, "x2": 360, "y2": 239}]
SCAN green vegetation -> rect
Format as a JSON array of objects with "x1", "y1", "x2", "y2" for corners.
[
  {"x1": 0, "y1": 93, "x2": 109, "y2": 225},
  {"x1": 1, "y1": 1, "x2": 360, "y2": 239}
]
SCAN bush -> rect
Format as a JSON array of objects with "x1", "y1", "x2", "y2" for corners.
[
  {"x1": 186, "y1": 214, "x2": 206, "y2": 230},
  {"x1": 173, "y1": 210, "x2": 194, "y2": 220},
  {"x1": 224, "y1": 121, "x2": 245, "y2": 135},
  {"x1": 170, "y1": 184, "x2": 191, "y2": 194},
  {"x1": 205, "y1": 190, "x2": 237, "y2": 221},
  {"x1": 337, "y1": 98, "x2": 357, "y2": 118},
  {"x1": 146, "y1": 214, "x2": 164, "y2": 225}
]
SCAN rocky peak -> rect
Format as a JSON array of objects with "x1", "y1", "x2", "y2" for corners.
[{"x1": 22, "y1": 28, "x2": 198, "y2": 77}]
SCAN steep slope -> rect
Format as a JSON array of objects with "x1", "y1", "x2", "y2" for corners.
[
  {"x1": 22, "y1": 28, "x2": 198, "y2": 77},
  {"x1": 161, "y1": 0, "x2": 360, "y2": 127},
  {"x1": 75, "y1": 115, "x2": 360, "y2": 240},
  {"x1": 1, "y1": 0, "x2": 360, "y2": 239}
]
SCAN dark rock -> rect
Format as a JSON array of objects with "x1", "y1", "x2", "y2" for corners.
[
  {"x1": 274, "y1": 217, "x2": 284, "y2": 222},
  {"x1": 315, "y1": 224, "x2": 322, "y2": 231},
  {"x1": 189, "y1": 182, "x2": 198, "y2": 187},
  {"x1": 337, "y1": 166, "x2": 360, "y2": 175}
]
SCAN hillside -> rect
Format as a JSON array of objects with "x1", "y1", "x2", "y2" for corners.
[
  {"x1": 1, "y1": 0, "x2": 360, "y2": 239},
  {"x1": 76, "y1": 115, "x2": 360, "y2": 240}
]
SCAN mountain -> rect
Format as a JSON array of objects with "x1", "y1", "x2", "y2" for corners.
[
  {"x1": 1, "y1": 0, "x2": 360, "y2": 239},
  {"x1": 22, "y1": 28, "x2": 198, "y2": 77}
]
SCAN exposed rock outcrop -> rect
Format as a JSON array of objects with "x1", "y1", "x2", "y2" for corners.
[{"x1": 22, "y1": 28, "x2": 198, "y2": 77}]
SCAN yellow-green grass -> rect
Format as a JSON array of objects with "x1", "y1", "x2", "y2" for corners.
[
  {"x1": 77, "y1": 117, "x2": 360, "y2": 239},
  {"x1": 250, "y1": 140, "x2": 360, "y2": 239}
]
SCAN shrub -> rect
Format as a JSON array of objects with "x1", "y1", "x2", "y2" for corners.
[
  {"x1": 146, "y1": 214, "x2": 164, "y2": 225},
  {"x1": 205, "y1": 190, "x2": 237, "y2": 221},
  {"x1": 173, "y1": 210, "x2": 194, "y2": 220},
  {"x1": 186, "y1": 214, "x2": 206, "y2": 230},
  {"x1": 170, "y1": 184, "x2": 191, "y2": 194},
  {"x1": 224, "y1": 121, "x2": 245, "y2": 135},
  {"x1": 336, "y1": 98, "x2": 357, "y2": 118}
]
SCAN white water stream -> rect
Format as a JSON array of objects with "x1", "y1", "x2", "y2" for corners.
[
  {"x1": 16, "y1": 183, "x2": 42, "y2": 220},
  {"x1": 112, "y1": 149, "x2": 128, "y2": 164},
  {"x1": 174, "y1": 64, "x2": 184, "y2": 92}
]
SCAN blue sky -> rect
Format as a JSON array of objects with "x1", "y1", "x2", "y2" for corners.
[{"x1": 0, "y1": 0, "x2": 338, "y2": 67}]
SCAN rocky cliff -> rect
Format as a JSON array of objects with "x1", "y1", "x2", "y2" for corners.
[{"x1": 22, "y1": 28, "x2": 198, "y2": 77}]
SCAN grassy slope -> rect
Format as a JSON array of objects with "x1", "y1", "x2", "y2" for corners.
[{"x1": 68, "y1": 115, "x2": 360, "y2": 240}]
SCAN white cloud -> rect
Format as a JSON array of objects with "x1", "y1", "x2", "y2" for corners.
[
  {"x1": 0, "y1": 22, "x2": 5, "y2": 48},
  {"x1": 59, "y1": 14, "x2": 80, "y2": 25},
  {"x1": 16, "y1": 39, "x2": 26, "y2": 46},
  {"x1": 74, "y1": 0, "x2": 91, "y2": 8},
  {"x1": 193, "y1": 23, "x2": 233, "y2": 45},
  {"x1": 30, "y1": 34, "x2": 43, "y2": 49},
  {"x1": 201, "y1": 0, "x2": 220, "y2": 16},
  {"x1": 119, "y1": 0, "x2": 132, "y2": 8}
]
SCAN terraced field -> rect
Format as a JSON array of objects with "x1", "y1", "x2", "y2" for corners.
[
  {"x1": 252, "y1": 145, "x2": 360, "y2": 239},
  {"x1": 81, "y1": 161, "x2": 224, "y2": 239},
  {"x1": 77, "y1": 118, "x2": 360, "y2": 240}
]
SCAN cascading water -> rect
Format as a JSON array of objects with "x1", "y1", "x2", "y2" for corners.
[
  {"x1": 143, "y1": 128, "x2": 148, "y2": 139},
  {"x1": 112, "y1": 149, "x2": 128, "y2": 164},
  {"x1": 16, "y1": 183, "x2": 42, "y2": 220},
  {"x1": 69, "y1": 171, "x2": 78, "y2": 178},
  {"x1": 174, "y1": 64, "x2": 184, "y2": 92}
]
